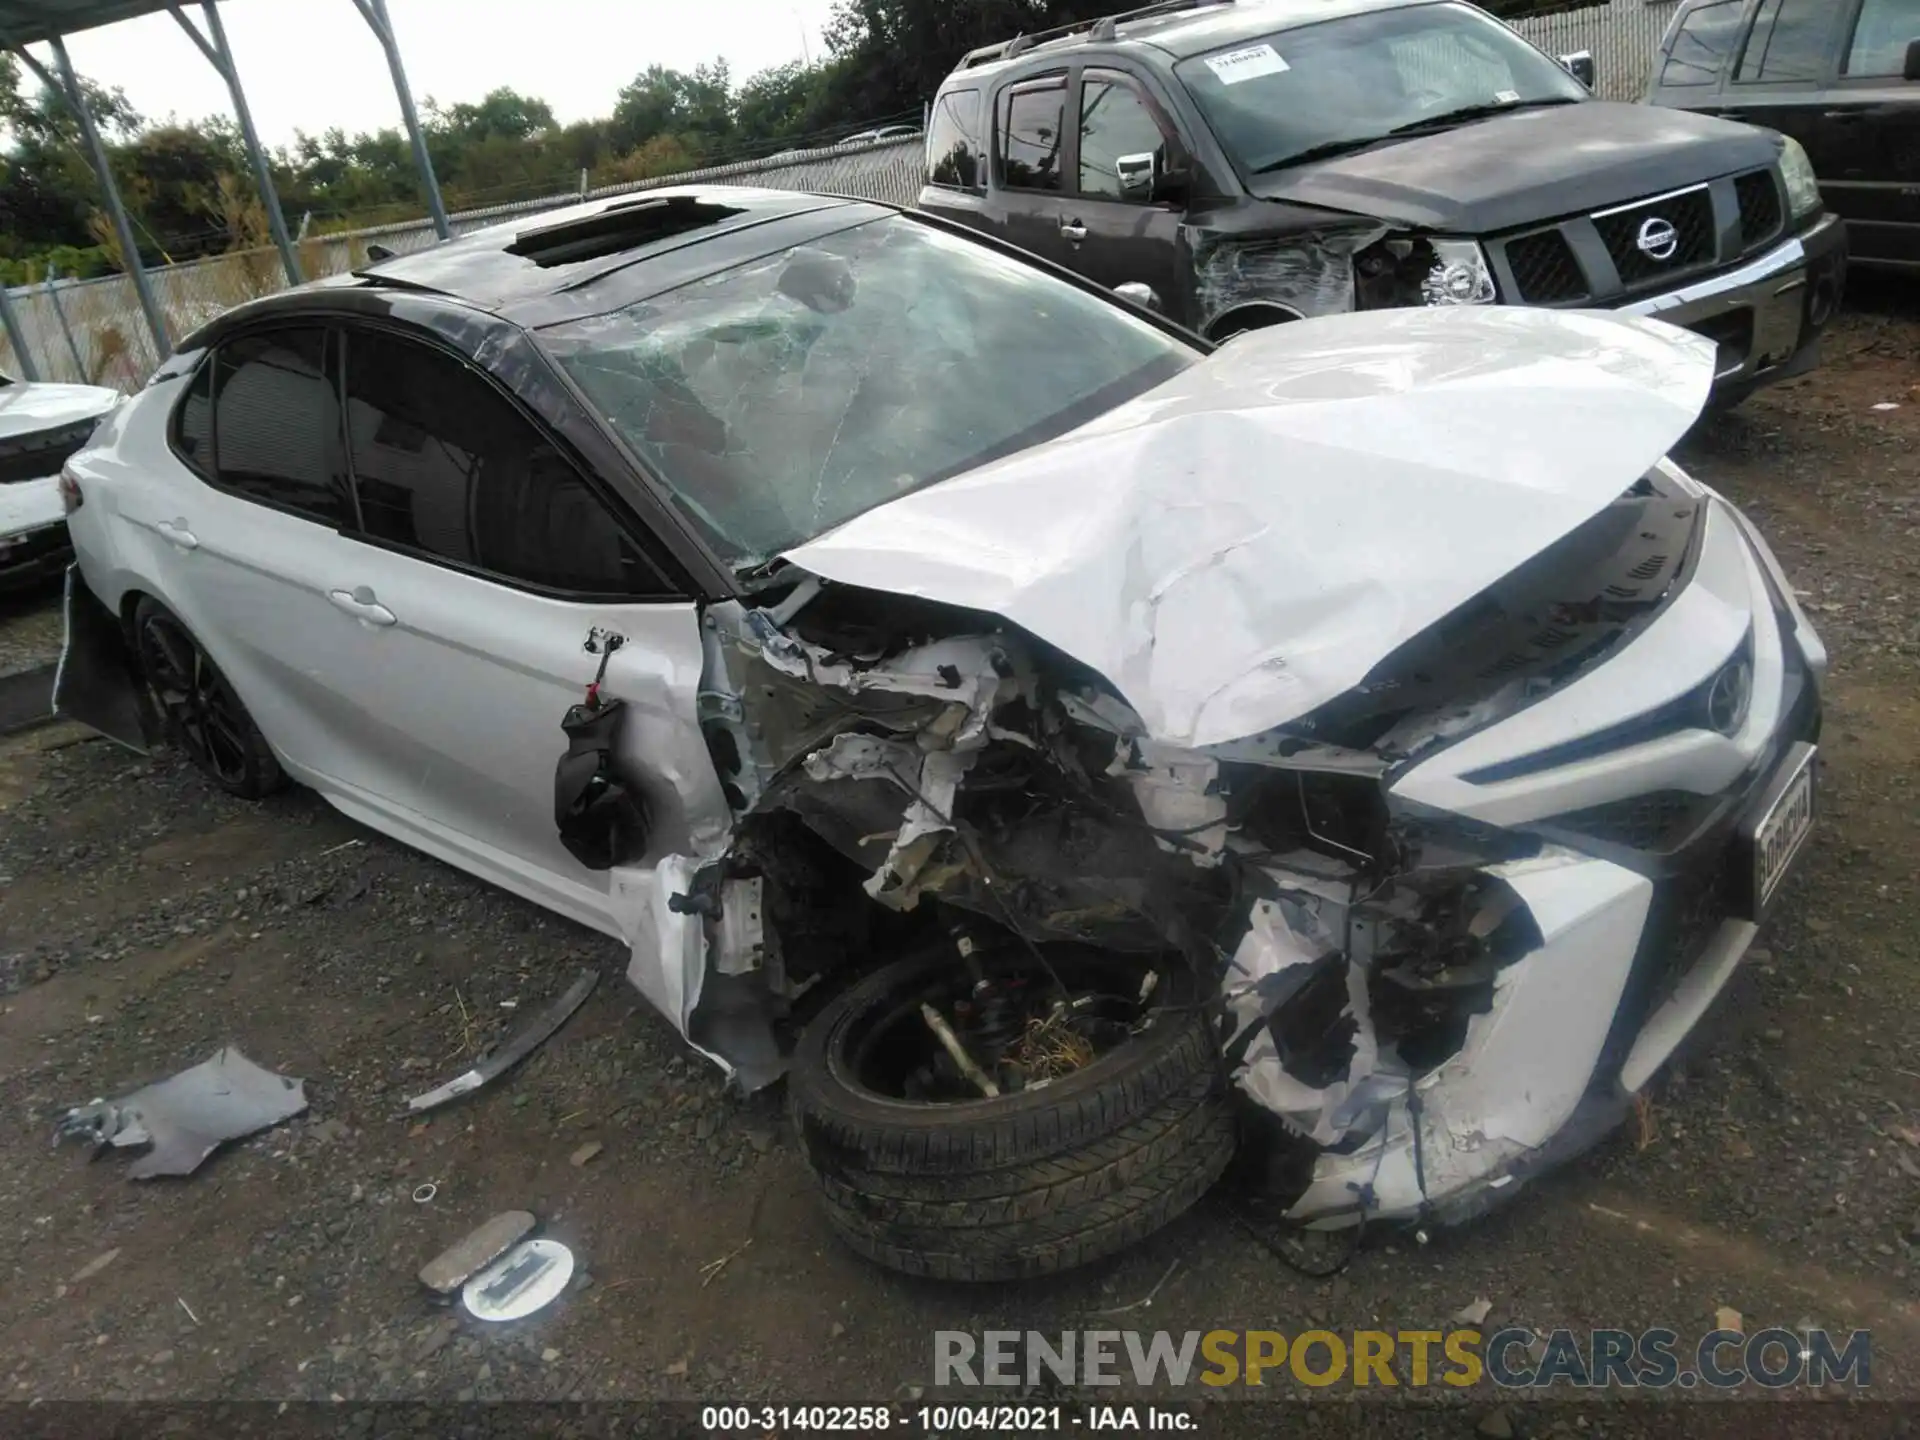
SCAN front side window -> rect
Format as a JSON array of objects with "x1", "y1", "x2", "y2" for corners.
[
  {"x1": 1846, "y1": 0, "x2": 1920, "y2": 75},
  {"x1": 339, "y1": 328, "x2": 671, "y2": 596},
  {"x1": 1173, "y1": 1, "x2": 1586, "y2": 176},
  {"x1": 208, "y1": 328, "x2": 351, "y2": 527},
  {"x1": 540, "y1": 216, "x2": 1194, "y2": 567},
  {"x1": 1078, "y1": 73, "x2": 1169, "y2": 200},
  {"x1": 1736, "y1": 0, "x2": 1837, "y2": 82},
  {"x1": 927, "y1": 88, "x2": 984, "y2": 189},
  {"x1": 998, "y1": 75, "x2": 1066, "y2": 191},
  {"x1": 1658, "y1": 0, "x2": 1745, "y2": 86}
]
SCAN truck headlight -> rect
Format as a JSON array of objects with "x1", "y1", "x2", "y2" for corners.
[
  {"x1": 1778, "y1": 137, "x2": 1823, "y2": 220},
  {"x1": 1420, "y1": 239, "x2": 1497, "y2": 306}
]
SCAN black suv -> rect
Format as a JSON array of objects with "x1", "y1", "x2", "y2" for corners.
[
  {"x1": 917, "y1": 0, "x2": 1848, "y2": 401},
  {"x1": 1646, "y1": 0, "x2": 1918, "y2": 271}
]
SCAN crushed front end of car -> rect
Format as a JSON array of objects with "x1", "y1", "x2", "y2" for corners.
[{"x1": 605, "y1": 306, "x2": 1823, "y2": 1237}]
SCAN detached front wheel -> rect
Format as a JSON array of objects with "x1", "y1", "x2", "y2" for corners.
[{"x1": 788, "y1": 944, "x2": 1234, "y2": 1281}]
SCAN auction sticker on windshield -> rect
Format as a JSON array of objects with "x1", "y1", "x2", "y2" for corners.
[{"x1": 1204, "y1": 43, "x2": 1289, "y2": 84}]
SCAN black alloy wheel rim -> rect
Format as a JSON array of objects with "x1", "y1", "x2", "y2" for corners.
[{"x1": 139, "y1": 615, "x2": 250, "y2": 786}]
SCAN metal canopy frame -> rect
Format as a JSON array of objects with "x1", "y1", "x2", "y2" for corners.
[{"x1": 1, "y1": 0, "x2": 452, "y2": 372}]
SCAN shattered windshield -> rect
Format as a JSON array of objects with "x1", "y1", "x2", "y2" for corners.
[
  {"x1": 1175, "y1": 1, "x2": 1587, "y2": 176},
  {"x1": 541, "y1": 216, "x2": 1193, "y2": 567}
]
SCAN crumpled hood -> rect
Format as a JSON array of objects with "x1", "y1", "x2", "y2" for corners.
[
  {"x1": 781, "y1": 306, "x2": 1714, "y2": 749},
  {"x1": 0, "y1": 380, "x2": 121, "y2": 441},
  {"x1": 1244, "y1": 101, "x2": 1780, "y2": 234}
]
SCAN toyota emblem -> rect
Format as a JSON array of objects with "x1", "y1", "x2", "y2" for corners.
[{"x1": 1636, "y1": 216, "x2": 1680, "y2": 261}]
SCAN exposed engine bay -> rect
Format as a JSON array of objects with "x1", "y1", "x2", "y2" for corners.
[{"x1": 620, "y1": 460, "x2": 1730, "y2": 1225}]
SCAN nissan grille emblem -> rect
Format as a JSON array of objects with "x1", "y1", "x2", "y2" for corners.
[{"x1": 1636, "y1": 216, "x2": 1680, "y2": 262}]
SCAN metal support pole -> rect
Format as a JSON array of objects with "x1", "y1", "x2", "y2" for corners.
[
  {"x1": 0, "y1": 284, "x2": 42, "y2": 381},
  {"x1": 45, "y1": 268, "x2": 90, "y2": 380},
  {"x1": 6, "y1": 35, "x2": 174, "y2": 361},
  {"x1": 170, "y1": 0, "x2": 302, "y2": 285},
  {"x1": 350, "y1": 0, "x2": 451, "y2": 240}
]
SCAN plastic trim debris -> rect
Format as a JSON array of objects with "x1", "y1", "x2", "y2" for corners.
[
  {"x1": 52, "y1": 1045, "x2": 307, "y2": 1179},
  {"x1": 405, "y1": 968, "x2": 598, "y2": 1114},
  {"x1": 462, "y1": 1238, "x2": 575, "y2": 1322}
]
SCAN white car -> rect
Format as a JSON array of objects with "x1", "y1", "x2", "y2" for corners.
[
  {"x1": 0, "y1": 373, "x2": 121, "y2": 591},
  {"x1": 55, "y1": 187, "x2": 1823, "y2": 1280}
]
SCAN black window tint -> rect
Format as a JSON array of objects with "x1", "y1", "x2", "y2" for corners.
[
  {"x1": 211, "y1": 329, "x2": 350, "y2": 526},
  {"x1": 1078, "y1": 75, "x2": 1167, "y2": 200},
  {"x1": 927, "y1": 88, "x2": 983, "y2": 188},
  {"x1": 1846, "y1": 0, "x2": 1920, "y2": 74},
  {"x1": 1659, "y1": 0, "x2": 1745, "y2": 85},
  {"x1": 998, "y1": 78, "x2": 1065, "y2": 191},
  {"x1": 175, "y1": 357, "x2": 214, "y2": 475},
  {"x1": 1736, "y1": 0, "x2": 1835, "y2": 82},
  {"x1": 340, "y1": 329, "x2": 671, "y2": 596}
]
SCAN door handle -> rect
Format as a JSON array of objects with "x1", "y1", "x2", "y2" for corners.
[
  {"x1": 1821, "y1": 110, "x2": 1864, "y2": 122},
  {"x1": 1060, "y1": 220, "x2": 1088, "y2": 243},
  {"x1": 328, "y1": 586, "x2": 397, "y2": 626},
  {"x1": 156, "y1": 519, "x2": 199, "y2": 551}
]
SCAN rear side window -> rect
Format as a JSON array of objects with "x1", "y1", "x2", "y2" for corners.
[
  {"x1": 997, "y1": 75, "x2": 1066, "y2": 191},
  {"x1": 1659, "y1": 0, "x2": 1745, "y2": 86},
  {"x1": 208, "y1": 328, "x2": 352, "y2": 527},
  {"x1": 1735, "y1": 0, "x2": 1836, "y2": 83},
  {"x1": 339, "y1": 328, "x2": 674, "y2": 597},
  {"x1": 927, "y1": 88, "x2": 983, "y2": 189},
  {"x1": 175, "y1": 359, "x2": 214, "y2": 473},
  {"x1": 1846, "y1": 0, "x2": 1920, "y2": 75}
]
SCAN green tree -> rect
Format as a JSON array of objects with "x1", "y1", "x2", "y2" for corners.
[{"x1": 610, "y1": 60, "x2": 735, "y2": 156}]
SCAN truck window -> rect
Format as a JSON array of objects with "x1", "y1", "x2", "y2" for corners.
[
  {"x1": 1735, "y1": 0, "x2": 1834, "y2": 83},
  {"x1": 1658, "y1": 0, "x2": 1745, "y2": 86},
  {"x1": 998, "y1": 76, "x2": 1067, "y2": 192},
  {"x1": 927, "y1": 89, "x2": 984, "y2": 190},
  {"x1": 1845, "y1": 0, "x2": 1920, "y2": 75},
  {"x1": 1078, "y1": 74, "x2": 1168, "y2": 200}
]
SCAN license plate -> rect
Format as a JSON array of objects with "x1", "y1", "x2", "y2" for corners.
[{"x1": 1749, "y1": 743, "x2": 1816, "y2": 912}]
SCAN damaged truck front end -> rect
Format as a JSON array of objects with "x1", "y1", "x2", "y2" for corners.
[{"x1": 622, "y1": 305, "x2": 1823, "y2": 1245}]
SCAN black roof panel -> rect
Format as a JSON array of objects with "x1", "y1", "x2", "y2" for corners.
[{"x1": 350, "y1": 186, "x2": 864, "y2": 313}]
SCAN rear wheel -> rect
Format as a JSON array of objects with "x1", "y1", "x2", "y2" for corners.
[
  {"x1": 132, "y1": 597, "x2": 285, "y2": 800},
  {"x1": 788, "y1": 943, "x2": 1234, "y2": 1280}
]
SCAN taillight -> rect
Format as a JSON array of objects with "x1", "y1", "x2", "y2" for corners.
[{"x1": 58, "y1": 468, "x2": 83, "y2": 514}]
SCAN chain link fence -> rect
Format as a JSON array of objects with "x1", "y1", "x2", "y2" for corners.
[
  {"x1": 1512, "y1": 0, "x2": 1680, "y2": 101},
  {"x1": 0, "y1": 134, "x2": 928, "y2": 391},
  {"x1": 1, "y1": 2, "x2": 1681, "y2": 390}
]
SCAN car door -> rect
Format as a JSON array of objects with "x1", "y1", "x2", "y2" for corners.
[
  {"x1": 1064, "y1": 67, "x2": 1186, "y2": 316},
  {"x1": 305, "y1": 321, "x2": 727, "y2": 933},
  {"x1": 992, "y1": 71, "x2": 1080, "y2": 269},
  {"x1": 133, "y1": 325, "x2": 383, "y2": 788},
  {"x1": 1818, "y1": 0, "x2": 1920, "y2": 264},
  {"x1": 1715, "y1": 0, "x2": 1849, "y2": 161}
]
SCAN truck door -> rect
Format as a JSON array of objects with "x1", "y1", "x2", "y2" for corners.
[
  {"x1": 991, "y1": 72, "x2": 1080, "y2": 270},
  {"x1": 1813, "y1": 0, "x2": 1920, "y2": 264},
  {"x1": 1714, "y1": 0, "x2": 1848, "y2": 165},
  {"x1": 1061, "y1": 67, "x2": 1186, "y2": 320}
]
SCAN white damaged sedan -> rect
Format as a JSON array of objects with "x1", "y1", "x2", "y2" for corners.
[
  {"x1": 0, "y1": 372, "x2": 121, "y2": 590},
  {"x1": 55, "y1": 188, "x2": 1822, "y2": 1279}
]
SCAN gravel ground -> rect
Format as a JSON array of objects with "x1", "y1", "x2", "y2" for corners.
[{"x1": 2, "y1": 290, "x2": 1918, "y2": 1435}]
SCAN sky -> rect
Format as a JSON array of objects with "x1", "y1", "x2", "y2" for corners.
[{"x1": 33, "y1": 0, "x2": 843, "y2": 148}]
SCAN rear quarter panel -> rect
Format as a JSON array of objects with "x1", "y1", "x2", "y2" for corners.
[{"x1": 63, "y1": 379, "x2": 185, "y2": 621}]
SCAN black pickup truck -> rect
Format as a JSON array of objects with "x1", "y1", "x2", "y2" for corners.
[{"x1": 916, "y1": 0, "x2": 1849, "y2": 403}]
